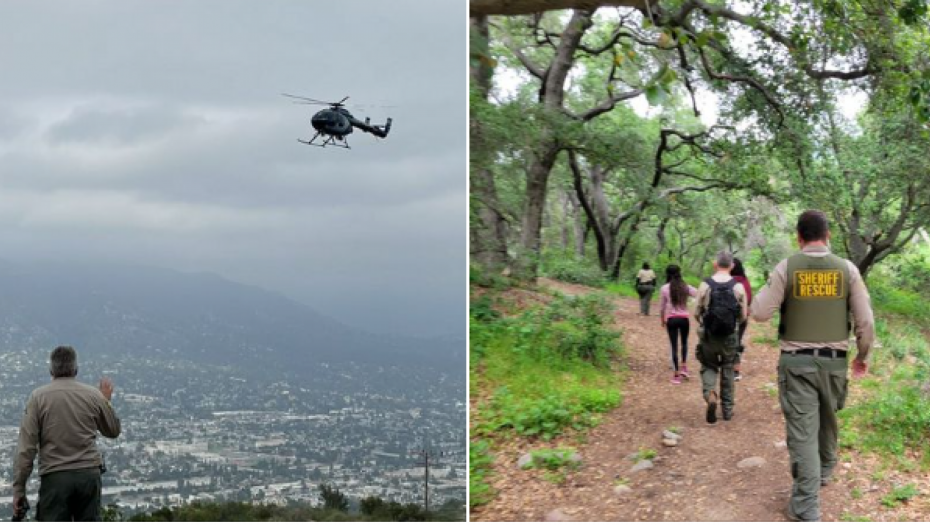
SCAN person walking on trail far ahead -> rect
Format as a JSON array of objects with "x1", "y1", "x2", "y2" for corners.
[
  {"x1": 751, "y1": 210, "x2": 874, "y2": 523},
  {"x1": 635, "y1": 262, "x2": 657, "y2": 316},
  {"x1": 660, "y1": 264, "x2": 698, "y2": 385},
  {"x1": 731, "y1": 257, "x2": 753, "y2": 382},
  {"x1": 12, "y1": 346, "x2": 121, "y2": 522},
  {"x1": 694, "y1": 251, "x2": 747, "y2": 424}
]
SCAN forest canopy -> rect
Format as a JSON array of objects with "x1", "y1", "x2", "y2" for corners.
[{"x1": 470, "y1": 0, "x2": 930, "y2": 282}]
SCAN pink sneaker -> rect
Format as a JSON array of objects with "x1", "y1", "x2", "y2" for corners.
[
  {"x1": 679, "y1": 364, "x2": 690, "y2": 379},
  {"x1": 671, "y1": 373, "x2": 682, "y2": 385}
]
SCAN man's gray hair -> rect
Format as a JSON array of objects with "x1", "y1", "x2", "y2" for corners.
[
  {"x1": 716, "y1": 250, "x2": 734, "y2": 269},
  {"x1": 50, "y1": 346, "x2": 78, "y2": 378}
]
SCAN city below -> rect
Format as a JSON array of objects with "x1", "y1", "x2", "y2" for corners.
[{"x1": 0, "y1": 348, "x2": 466, "y2": 519}]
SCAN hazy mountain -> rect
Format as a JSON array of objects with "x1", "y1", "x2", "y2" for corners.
[{"x1": 0, "y1": 260, "x2": 463, "y2": 373}]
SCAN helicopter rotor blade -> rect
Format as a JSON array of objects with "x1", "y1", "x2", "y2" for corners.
[
  {"x1": 291, "y1": 101, "x2": 329, "y2": 106},
  {"x1": 336, "y1": 96, "x2": 350, "y2": 106},
  {"x1": 281, "y1": 93, "x2": 333, "y2": 105}
]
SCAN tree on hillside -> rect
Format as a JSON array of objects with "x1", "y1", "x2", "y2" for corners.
[{"x1": 318, "y1": 483, "x2": 349, "y2": 513}]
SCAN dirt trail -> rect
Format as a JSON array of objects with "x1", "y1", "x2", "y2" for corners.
[{"x1": 471, "y1": 278, "x2": 854, "y2": 522}]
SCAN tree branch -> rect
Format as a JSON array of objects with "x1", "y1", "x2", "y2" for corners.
[{"x1": 471, "y1": 0, "x2": 647, "y2": 17}]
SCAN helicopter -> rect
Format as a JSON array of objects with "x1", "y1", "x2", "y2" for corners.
[{"x1": 282, "y1": 93, "x2": 393, "y2": 149}]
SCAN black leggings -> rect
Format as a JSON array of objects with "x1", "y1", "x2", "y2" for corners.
[
  {"x1": 738, "y1": 321, "x2": 748, "y2": 352},
  {"x1": 666, "y1": 317, "x2": 690, "y2": 372}
]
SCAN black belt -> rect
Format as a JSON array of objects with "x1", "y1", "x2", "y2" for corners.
[{"x1": 782, "y1": 348, "x2": 847, "y2": 358}]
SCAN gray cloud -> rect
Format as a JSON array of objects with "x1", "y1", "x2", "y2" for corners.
[{"x1": 0, "y1": 0, "x2": 465, "y2": 336}]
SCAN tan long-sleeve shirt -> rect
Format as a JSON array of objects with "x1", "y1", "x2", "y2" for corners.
[
  {"x1": 750, "y1": 245, "x2": 874, "y2": 359},
  {"x1": 693, "y1": 272, "x2": 749, "y2": 325},
  {"x1": 13, "y1": 378, "x2": 121, "y2": 498}
]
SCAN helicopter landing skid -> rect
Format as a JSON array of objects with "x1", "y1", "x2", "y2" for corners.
[{"x1": 297, "y1": 133, "x2": 350, "y2": 149}]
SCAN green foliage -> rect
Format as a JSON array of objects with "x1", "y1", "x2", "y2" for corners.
[
  {"x1": 869, "y1": 279, "x2": 927, "y2": 322},
  {"x1": 839, "y1": 303, "x2": 930, "y2": 463},
  {"x1": 840, "y1": 381, "x2": 930, "y2": 458},
  {"x1": 128, "y1": 498, "x2": 451, "y2": 522},
  {"x1": 476, "y1": 293, "x2": 621, "y2": 367},
  {"x1": 469, "y1": 289, "x2": 624, "y2": 506},
  {"x1": 636, "y1": 448, "x2": 657, "y2": 461},
  {"x1": 881, "y1": 484, "x2": 919, "y2": 508},
  {"x1": 129, "y1": 502, "x2": 337, "y2": 522},
  {"x1": 357, "y1": 496, "x2": 442, "y2": 522},
  {"x1": 522, "y1": 448, "x2": 580, "y2": 471},
  {"x1": 470, "y1": 294, "x2": 501, "y2": 323},
  {"x1": 469, "y1": 440, "x2": 495, "y2": 509},
  {"x1": 541, "y1": 252, "x2": 607, "y2": 287},
  {"x1": 470, "y1": 264, "x2": 514, "y2": 291},
  {"x1": 840, "y1": 512, "x2": 872, "y2": 522},
  {"x1": 471, "y1": 291, "x2": 623, "y2": 439},
  {"x1": 320, "y1": 483, "x2": 349, "y2": 513},
  {"x1": 102, "y1": 504, "x2": 123, "y2": 522}
]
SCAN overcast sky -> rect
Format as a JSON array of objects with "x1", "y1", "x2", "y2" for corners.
[{"x1": 0, "y1": 1, "x2": 465, "y2": 337}]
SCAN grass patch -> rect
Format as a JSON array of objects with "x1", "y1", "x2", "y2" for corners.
[
  {"x1": 468, "y1": 440, "x2": 495, "y2": 509},
  {"x1": 470, "y1": 287, "x2": 625, "y2": 507},
  {"x1": 870, "y1": 279, "x2": 926, "y2": 322},
  {"x1": 522, "y1": 448, "x2": 580, "y2": 470},
  {"x1": 840, "y1": 512, "x2": 872, "y2": 522},
  {"x1": 839, "y1": 322, "x2": 930, "y2": 459},
  {"x1": 522, "y1": 448, "x2": 581, "y2": 486},
  {"x1": 605, "y1": 281, "x2": 639, "y2": 298},
  {"x1": 541, "y1": 471, "x2": 567, "y2": 484},
  {"x1": 880, "y1": 484, "x2": 918, "y2": 508},
  {"x1": 636, "y1": 448, "x2": 657, "y2": 461},
  {"x1": 752, "y1": 334, "x2": 779, "y2": 346},
  {"x1": 472, "y1": 293, "x2": 623, "y2": 441},
  {"x1": 764, "y1": 383, "x2": 779, "y2": 398}
]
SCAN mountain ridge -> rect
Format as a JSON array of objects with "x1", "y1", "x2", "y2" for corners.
[{"x1": 0, "y1": 260, "x2": 463, "y2": 373}]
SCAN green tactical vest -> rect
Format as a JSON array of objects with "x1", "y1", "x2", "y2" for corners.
[{"x1": 779, "y1": 252, "x2": 851, "y2": 342}]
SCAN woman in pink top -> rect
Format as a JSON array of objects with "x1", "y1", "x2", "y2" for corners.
[{"x1": 660, "y1": 265, "x2": 698, "y2": 384}]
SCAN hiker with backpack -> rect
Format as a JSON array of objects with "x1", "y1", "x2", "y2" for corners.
[
  {"x1": 659, "y1": 264, "x2": 698, "y2": 384},
  {"x1": 731, "y1": 258, "x2": 753, "y2": 381},
  {"x1": 693, "y1": 251, "x2": 748, "y2": 424},
  {"x1": 635, "y1": 262, "x2": 657, "y2": 316}
]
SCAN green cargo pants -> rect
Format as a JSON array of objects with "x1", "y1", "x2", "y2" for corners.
[
  {"x1": 697, "y1": 331, "x2": 739, "y2": 416},
  {"x1": 37, "y1": 467, "x2": 102, "y2": 522},
  {"x1": 778, "y1": 352, "x2": 849, "y2": 522},
  {"x1": 637, "y1": 284, "x2": 655, "y2": 315}
]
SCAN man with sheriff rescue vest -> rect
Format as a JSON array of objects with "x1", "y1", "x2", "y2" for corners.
[{"x1": 751, "y1": 209, "x2": 874, "y2": 522}]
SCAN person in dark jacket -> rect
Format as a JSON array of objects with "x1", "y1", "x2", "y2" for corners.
[{"x1": 731, "y1": 258, "x2": 753, "y2": 381}]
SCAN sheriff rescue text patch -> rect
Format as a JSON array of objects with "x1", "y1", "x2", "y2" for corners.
[{"x1": 792, "y1": 270, "x2": 844, "y2": 299}]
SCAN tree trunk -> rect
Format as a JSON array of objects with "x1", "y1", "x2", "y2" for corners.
[
  {"x1": 469, "y1": 15, "x2": 510, "y2": 273},
  {"x1": 565, "y1": 191, "x2": 587, "y2": 256},
  {"x1": 560, "y1": 192, "x2": 571, "y2": 252},
  {"x1": 657, "y1": 216, "x2": 669, "y2": 258},
  {"x1": 514, "y1": 11, "x2": 592, "y2": 279},
  {"x1": 515, "y1": 142, "x2": 562, "y2": 278}
]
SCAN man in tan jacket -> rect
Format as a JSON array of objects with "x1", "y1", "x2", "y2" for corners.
[
  {"x1": 12, "y1": 346, "x2": 121, "y2": 521},
  {"x1": 751, "y1": 210, "x2": 874, "y2": 521}
]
